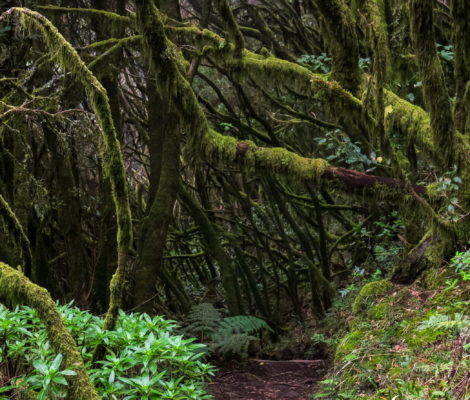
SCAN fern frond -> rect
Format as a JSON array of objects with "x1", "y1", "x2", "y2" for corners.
[
  {"x1": 418, "y1": 313, "x2": 470, "y2": 333},
  {"x1": 185, "y1": 303, "x2": 222, "y2": 336},
  {"x1": 217, "y1": 315, "x2": 273, "y2": 336},
  {"x1": 210, "y1": 333, "x2": 259, "y2": 359}
]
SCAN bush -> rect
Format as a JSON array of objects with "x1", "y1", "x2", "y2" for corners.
[{"x1": 0, "y1": 304, "x2": 215, "y2": 399}]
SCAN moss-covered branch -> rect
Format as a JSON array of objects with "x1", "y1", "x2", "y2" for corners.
[
  {"x1": 37, "y1": 5, "x2": 133, "y2": 25},
  {"x1": 134, "y1": 1, "x2": 428, "y2": 202},
  {"x1": 167, "y1": 24, "x2": 375, "y2": 142},
  {"x1": 1, "y1": 7, "x2": 132, "y2": 331},
  {"x1": 0, "y1": 262, "x2": 99, "y2": 399},
  {"x1": 204, "y1": 129, "x2": 426, "y2": 194},
  {"x1": 167, "y1": 22, "x2": 464, "y2": 168}
]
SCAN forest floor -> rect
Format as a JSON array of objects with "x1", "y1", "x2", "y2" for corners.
[{"x1": 209, "y1": 359, "x2": 327, "y2": 399}]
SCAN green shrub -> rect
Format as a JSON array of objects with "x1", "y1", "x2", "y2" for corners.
[{"x1": 0, "y1": 304, "x2": 215, "y2": 399}]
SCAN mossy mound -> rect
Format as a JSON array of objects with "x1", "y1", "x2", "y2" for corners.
[{"x1": 351, "y1": 279, "x2": 394, "y2": 316}]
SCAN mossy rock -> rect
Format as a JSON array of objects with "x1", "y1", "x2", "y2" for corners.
[{"x1": 352, "y1": 280, "x2": 394, "y2": 316}]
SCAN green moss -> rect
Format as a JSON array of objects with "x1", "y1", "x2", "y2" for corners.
[
  {"x1": 215, "y1": 0, "x2": 244, "y2": 57},
  {"x1": 37, "y1": 5, "x2": 133, "y2": 25},
  {"x1": 204, "y1": 129, "x2": 330, "y2": 182},
  {"x1": 325, "y1": 260, "x2": 469, "y2": 398},
  {"x1": 419, "y1": 266, "x2": 451, "y2": 290},
  {"x1": 352, "y1": 279, "x2": 394, "y2": 315},
  {"x1": 165, "y1": 23, "x2": 376, "y2": 141},
  {"x1": 383, "y1": 90, "x2": 435, "y2": 159},
  {"x1": 368, "y1": 302, "x2": 390, "y2": 320}
]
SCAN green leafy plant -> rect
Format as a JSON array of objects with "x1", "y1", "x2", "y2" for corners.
[
  {"x1": 311, "y1": 333, "x2": 338, "y2": 348},
  {"x1": 297, "y1": 53, "x2": 331, "y2": 73},
  {"x1": 315, "y1": 130, "x2": 381, "y2": 172},
  {"x1": 25, "y1": 354, "x2": 76, "y2": 400},
  {"x1": 0, "y1": 304, "x2": 214, "y2": 399},
  {"x1": 418, "y1": 312, "x2": 470, "y2": 334},
  {"x1": 436, "y1": 43, "x2": 454, "y2": 62},
  {"x1": 184, "y1": 303, "x2": 273, "y2": 359},
  {"x1": 434, "y1": 166, "x2": 466, "y2": 222}
]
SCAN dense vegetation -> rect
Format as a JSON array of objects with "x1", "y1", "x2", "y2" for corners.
[{"x1": 0, "y1": 0, "x2": 469, "y2": 398}]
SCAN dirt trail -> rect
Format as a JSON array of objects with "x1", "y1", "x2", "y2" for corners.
[{"x1": 209, "y1": 359, "x2": 326, "y2": 400}]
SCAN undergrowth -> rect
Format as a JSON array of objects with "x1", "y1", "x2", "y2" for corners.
[
  {"x1": 313, "y1": 249, "x2": 470, "y2": 399},
  {"x1": 0, "y1": 305, "x2": 214, "y2": 399}
]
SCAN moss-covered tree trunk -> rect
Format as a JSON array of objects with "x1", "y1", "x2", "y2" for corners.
[
  {"x1": 132, "y1": 113, "x2": 181, "y2": 312},
  {"x1": 130, "y1": 0, "x2": 184, "y2": 313},
  {"x1": 410, "y1": 0, "x2": 454, "y2": 168},
  {"x1": 316, "y1": 0, "x2": 361, "y2": 93},
  {"x1": 450, "y1": 0, "x2": 470, "y2": 135}
]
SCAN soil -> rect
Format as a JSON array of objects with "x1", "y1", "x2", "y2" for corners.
[{"x1": 209, "y1": 359, "x2": 327, "y2": 400}]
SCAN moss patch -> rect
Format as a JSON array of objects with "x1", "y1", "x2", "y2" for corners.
[{"x1": 351, "y1": 279, "x2": 394, "y2": 315}]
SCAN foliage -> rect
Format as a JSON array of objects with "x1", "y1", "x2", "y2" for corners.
[
  {"x1": 432, "y1": 167, "x2": 466, "y2": 223},
  {"x1": 1, "y1": 0, "x2": 470, "y2": 398},
  {"x1": 0, "y1": 304, "x2": 214, "y2": 399},
  {"x1": 436, "y1": 44, "x2": 454, "y2": 62},
  {"x1": 445, "y1": 249, "x2": 470, "y2": 291},
  {"x1": 184, "y1": 303, "x2": 272, "y2": 359},
  {"x1": 315, "y1": 129, "x2": 382, "y2": 172},
  {"x1": 297, "y1": 53, "x2": 331, "y2": 73}
]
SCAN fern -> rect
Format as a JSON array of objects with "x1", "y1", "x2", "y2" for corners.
[
  {"x1": 210, "y1": 333, "x2": 259, "y2": 359},
  {"x1": 215, "y1": 315, "x2": 273, "y2": 336},
  {"x1": 418, "y1": 313, "x2": 470, "y2": 333},
  {"x1": 185, "y1": 303, "x2": 222, "y2": 336},
  {"x1": 184, "y1": 303, "x2": 272, "y2": 359}
]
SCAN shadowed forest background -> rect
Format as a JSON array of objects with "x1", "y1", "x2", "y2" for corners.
[{"x1": 0, "y1": 0, "x2": 469, "y2": 398}]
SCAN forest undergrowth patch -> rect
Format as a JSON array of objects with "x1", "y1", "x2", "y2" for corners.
[{"x1": 313, "y1": 250, "x2": 470, "y2": 399}]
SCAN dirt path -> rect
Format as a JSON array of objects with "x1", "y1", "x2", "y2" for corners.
[{"x1": 209, "y1": 359, "x2": 326, "y2": 400}]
